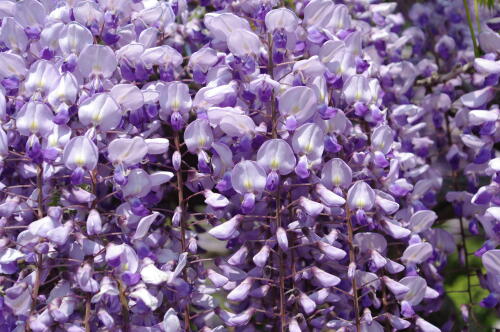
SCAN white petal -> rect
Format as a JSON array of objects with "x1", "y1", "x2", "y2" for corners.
[{"x1": 401, "y1": 243, "x2": 433, "y2": 265}]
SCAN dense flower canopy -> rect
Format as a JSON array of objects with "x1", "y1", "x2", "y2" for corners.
[{"x1": 0, "y1": 0, "x2": 498, "y2": 331}]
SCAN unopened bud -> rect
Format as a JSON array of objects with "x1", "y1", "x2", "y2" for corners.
[
  {"x1": 173, "y1": 150, "x2": 181, "y2": 171},
  {"x1": 348, "y1": 262, "x2": 356, "y2": 280},
  {"x1": 172, "y1": 206, "x2": 182, "y2": 227}
]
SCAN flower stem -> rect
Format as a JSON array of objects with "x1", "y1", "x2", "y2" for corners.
[
  {"x1": 276, "y1": 184, "x2": 286, "y2": 332},
  {"x1": 454, "y1": 167, "x2": 474, "y2": 325},
  {"x1": 174, "y1": 130, "x2": 191, "y2": 331},
  {"x1": 84, "y1": 294, "x2": 91, "y2": 332},
  {"x1": 29, "y1": 253, "x2": 42, "y2": 325},
  {"x1": 346, "y1": 208, "x2": 361, "y2": 331},
  {"x1": 458, "y1": 215, "x2": 473, "y2": 305},
  {"x1": 27, "y1": 165, "x2": 45, "y2": 332},
  {"x1": 37, "y1": 165, "x2": 43, "y2": 219},
  {"x1": 463, "y1": 0, "x2": 480, "y2": 57},
  {"x1": 268, "y1": 32, "x2": 286, "y2": 331},
  {"x1": 84, "y1": 170, "x2": 99, "y2": 332},
  {"x1": 416, "y1": 62, "x2": 473, "y2": 86},
  {"x1": 474, "y1": 0, "x2": 481, "y2": 34},
  {"x1": 118, "y1": 279, "x2": 130, "y2": 332}
]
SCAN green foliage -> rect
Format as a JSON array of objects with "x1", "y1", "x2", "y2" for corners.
[
  {"x1": 284, "y1": 0, "x2": 295, "y2": 10},
  {"x1": 433, "y1": 236, "x2": 497, "y2": 329},
  {"x1": 163, "y1": 216, "x2": 172, "y2": 228},
  {"x1": 49, "y1": 189, "x2": 61, "y2": 206},
  {"x1": 78, "y1": 183, "x2": 92, "y2": 192},
  {"x1": 476, "y1": 0, "x2": 497, "y2": 10}
]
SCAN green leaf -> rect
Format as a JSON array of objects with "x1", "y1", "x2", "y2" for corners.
[
  {"x1": 78, "y1": 183, "x2": 92, "y2": 192},
  {"x1": 441, "y1": 236, "x2": 496, "y2": 329},
  {"x1": 476, "y1": 0, "x2": 496, "y2": 10},
  {"x1": 49, "y1": 190, "x2": 61, "y2": 206}
]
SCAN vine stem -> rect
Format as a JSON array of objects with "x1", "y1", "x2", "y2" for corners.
[
  {"x1": 463, "y1": 0, "x2": 480, "y2": 57},
  {"x1": 415, "y1": 62, "x2": 472, "y2": 86},
  {"x1": 36, "y1": 164, "x2": 44, "y2": 219},
  {"x1": 84, "y1": 294, "x2": 92, "y2": 332},
  {"x1": 458, "y1": 215, "x2": 473, "y2": 305},
  {"x1": 276, "y1": 182, "x2": 286, "y2": 332},
  {"x1": 84, "y1": 170, "x2": 98, "y2": 332},
  {"x1": 446, "y1": 110, "x2": 474, "y2": 324},
  {"x1": 346, "y1": 208, "x2": 361, "y2": 331},
  {"x1": 174, "y1": 130, "x2": 191, "y2": 332},
  {"x1": 454, "y1": 168, "x2": 474, "y2": 326},
  {"x1": 27, "y1": 165, "x2": 45, "y2": 332},
  {"x1": 118, "y1": 279, "x2": 130, "y2": 332},
  {"x1": 268, "y1": 32, "x2": 286, "y2": 332},
  {"x1": 268, "y1": 33, "x2": 277, "y2": 139},
  {"x1": 474, "y1": 0, "x2": 481, "y2": 34},
  {"x1": 288, "y1": 190, "x2": 300, "y2": 316}
]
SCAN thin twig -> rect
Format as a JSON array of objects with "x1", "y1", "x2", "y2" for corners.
[
  {"x1": 174, "y1": 130, "x2": 192, "y2": 332},
  {"x1": 269, "y1": 31, "x2": 287, "y2": 332},
  {"x1": 415, "y1": 62, "x2": 473, "y2": 86},
  {"x1": 346, "y1": 208, "x2": 361, "y2": 331},
  {"x1": 84, "y1": 294, "x2": 91, "y2": 332},
  {"x1": 27, "y1": 165, "x2": 45, "y2": 332},
  {"x1": 117, "y1": 279, "x2": 130, "y2": 332}
]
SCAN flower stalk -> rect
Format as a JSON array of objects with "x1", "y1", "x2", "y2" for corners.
[{"x1": 463, "y1": 0, "x2": 480, "y2": 57}]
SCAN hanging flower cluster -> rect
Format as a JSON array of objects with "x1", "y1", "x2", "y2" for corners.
[
  {"x1": 0, "y1": 0, "x2": 498, "y2": 331},
  {"x1": 403, "y1": 0, "x2": 500, "y2": 325}
]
